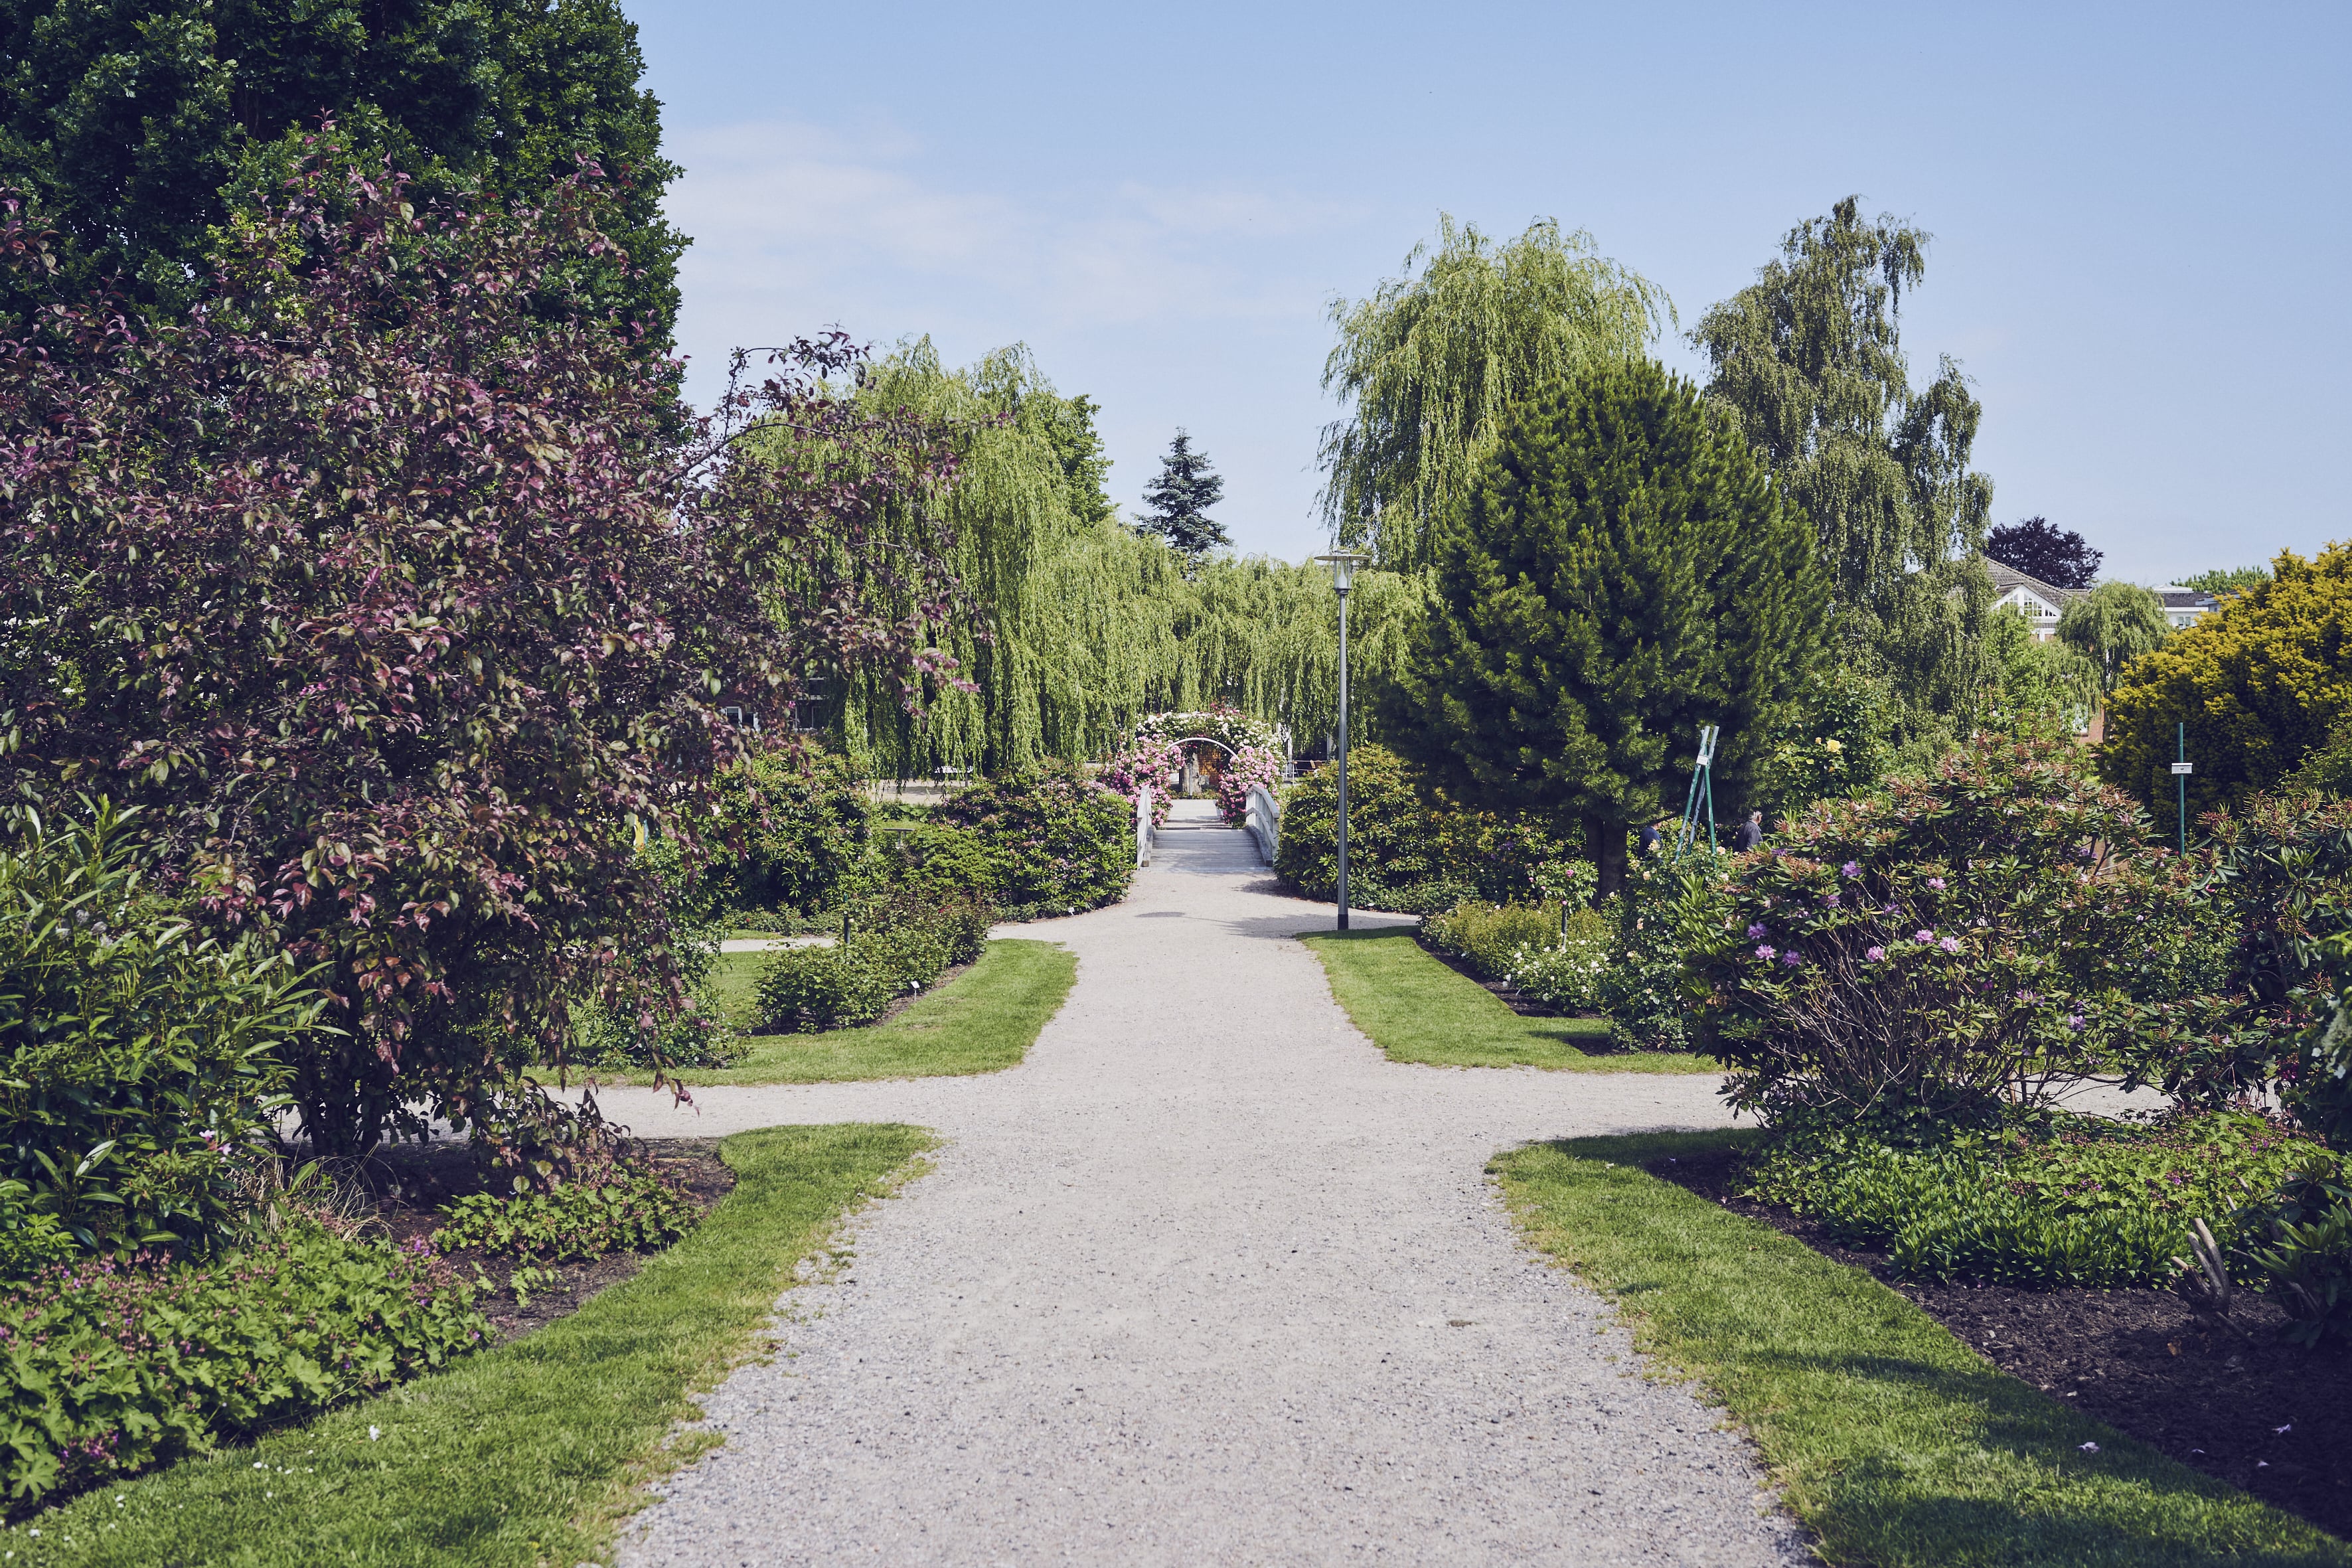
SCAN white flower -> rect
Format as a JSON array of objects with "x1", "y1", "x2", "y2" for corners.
[
  {"x1": 369, "y1": 1425, "x2": 382, "y2": 1442},
  {"x1": 2077, "y1": 1442, "x2": 2098, "y2": 1453}
]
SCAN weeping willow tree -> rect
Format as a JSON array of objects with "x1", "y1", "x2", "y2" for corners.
[
  {"x1": 1316, "y1": 215, "x2": 1670, "y2": 573},
  {"x1": 813, "y1": 340, "x2": 1420, "y2": 779},
  {"x1": 1691, "y1": 197, "x2": 1998, "y2": 757}
]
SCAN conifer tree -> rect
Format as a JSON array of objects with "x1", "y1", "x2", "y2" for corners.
[
  {"x1": 1140, "y1": 430, "x2": 1230, "y2": 558},
  {"x1": 1383, "y1": 359, "x2": 1826, "y2": 897}
]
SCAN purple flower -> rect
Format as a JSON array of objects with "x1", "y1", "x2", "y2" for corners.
[
  {"x1": 1755, "y1": 945, "x2": 1777, "y2": 961},
  {"x1": 2067, "y1": 1013, "x2": 2086, "y2": 1031},
  {"x1": 1781, "y1": 951, "x2": 1802, "y2": 967},
  {"x1": 1822, "y1": 892, "x2": 1840, "y2": 906},
  {"x1": 1915, "y1": 929, "x2": 1935, "y2": 943},
  {"x1": 1927, "y1": 876, "x2": 1946, "y2": 890},
  {"x1": 1747, "y1": 923, "x2": 1768, "y2": 939},
  {"x1": 1864, "y1": 945, "x2": 1885, "y2": 961},
  {"x1": 1842, "y1": 861, "x2": 1861, "y2": 878},
  {"x1": 1940, "y1": 936, "x2": 1962, "y2": 954}
]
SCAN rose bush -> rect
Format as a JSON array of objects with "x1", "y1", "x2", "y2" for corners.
[{"x1": 1215, "y1": 744, "x2": 1283, "y2": 826}]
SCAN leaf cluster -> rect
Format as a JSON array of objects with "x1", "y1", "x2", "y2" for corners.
[{"x1": 431, "y1": 1168, "x2": 694, "y2": 1265}]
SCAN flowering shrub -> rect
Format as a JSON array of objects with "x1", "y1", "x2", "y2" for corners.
[
  {"x1": 1097, "y1": 742, "x2": 1182, "y2": 830},
  {"x1": 936, "y1": 761, "x2": 1133, "y2": 915},
  {"x1": 1135, "y1": 707, "x2": 1277, "y2": 756},
  {"x1": 1597, "y1": 842, "x2": 1723, "y2": 1052},
  {"x1": 0, "y1": 1227, "x2": 487, "y2": 1510},
  {"x1": 433, "y1": 1170, "x2": 694, "y2": 1264},
  {"x1": 1215, "y1": 745, "x2": 1284, "y2": 826},
  {"x1": 1, "y1": 805, "x2": 323, "y2": 1256},
  {"x1": 1423, "y1": 900, "x2": 1612, "y2": 1012},
  {"x1": 1686, "y1": 736, "x2": 2207, "y2": 1123},
  {"x1": 1743, "y1": 1110, "x2": 2333, "y2": 1289}
]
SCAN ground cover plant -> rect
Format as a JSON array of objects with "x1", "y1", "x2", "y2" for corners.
[
  {"x1": 1421, "y1": 898, "x2": 1611, "y2": 1013},
  {"x1": 1494, "y1": 1131, "x2": 2349, "y2": 1567},
  {"x1": 0, "y1": 1225, "x2": 490, "y2": 1515},
  {"x1": 1741, "y1": 1109, "x2": 2337, "y2": 1289},
  {"x1": 1298, "y1": 929, "x2": 1710, "y2": 1073},
  {"x1": 1, "y1": 1124, "x2": 931, "y2": 1567},
  {"x1": 611, "y1": 939, "x2": 1077, "y2": 1087},
  {"x1": 433, "y1": 1170, "x2": 697, "y2": 1267}
]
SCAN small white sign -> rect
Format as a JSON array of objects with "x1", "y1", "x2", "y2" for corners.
[{"x1": 2171, "y1": 761, "x2": 2195, "y2": 775}]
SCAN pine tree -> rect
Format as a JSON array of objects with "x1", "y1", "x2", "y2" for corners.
[
  {"x1": 1140, "y1": 430, "x2": 1230, "y2": 558},
  {"x1": 1383, "y1": 359, "x2": 1827, "y2": 898}
]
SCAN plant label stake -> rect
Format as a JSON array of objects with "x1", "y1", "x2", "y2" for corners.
[
  {"x1": 1676, "y1": 724, "x2": 1719, "y2": 858},
  {"x1": 2171, "y1": 721, "x2": 2193, "y2": 856}
]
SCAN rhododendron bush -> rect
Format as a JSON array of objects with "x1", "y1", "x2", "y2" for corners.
[
  {"x1": 0, "y1": 142, "x2": 965, "y2": 1166},
  {"x1": 1684, "y1": 738, "x2": 2215, "y2": 1123}
]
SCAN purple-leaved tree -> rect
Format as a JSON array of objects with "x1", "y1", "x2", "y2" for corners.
[{"x1": 0, "y1": 139, "x2": 967, "y2": 1170}]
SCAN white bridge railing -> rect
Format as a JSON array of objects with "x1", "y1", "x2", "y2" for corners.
[
  {"x1": 1135, "y1": 784, "x2": 1154, "y2": 868},
  {"x1": 1244, "y1": 785, "x2": 1280, "y2": 866}
]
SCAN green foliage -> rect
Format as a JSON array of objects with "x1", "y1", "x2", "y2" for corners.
[
  {"x1": 1687, "y1": 737, "x2": 2208, "y2": 1123},
  {"x1": 2179, "y1": 566, "x2": 2270, "y2": 597},
  {"x1": 2242, "y1": 1168, "x2": 2352, "y2": 1346},
  {"x1": 1742, "y1": 1111, "x2": 2327, "y2": 1289},
  {"x1": 1595, "y1": 843, "x2": 1720, "y2": 1052},
  {"x1": 1754, "y1": 666, "x2": 1899, "y2": 821},
  {"x1": 0, "y1": 1225, "x2": 487, "y2": 1511},
  {"x1": 1422, "y1": 899, "x2": 1612, "y2": 1013},
  {"x1": 0, "y1": 804, "x2": 321, "y2": 1255},
  {"x1": 1383, "y1": 356, "x2": 1826, "y2": 893},
  {"x1": 1272, "y1": 745, "x2": 1584, "y2": 913},
  {"x1": 2059, "y1": 581, "x2": 2173, "y2": 696},
  {"x1": 575, "y1": 832, "x2": 735, "y2": 1073},
  {"x1": 934, "y1": 761, "x2": 1132, "y2": 915},
  {"x1": 706, "y1": 745, "x2": 874, "y2": 917},
  {"x1": 1317, "y1": 214, "x2": 1670, "y2": 572},
  {"x1": 0, "y1": 0, "x2": 682, "y2": 337},
  {"x1": 2102, "y1": 544, "x2": 2352, "y2": 823},
  {"x1": 1979, "y1": 604, "x2": 2100, "y2": 739},
  {"x1": 1138, "y1": 430, "x2": 1228, "y2": 558},
  {"x1": 1693, "y1": 196, "x2": 1996, "y2": 753},
  {"x1": 876, "y1": 825, "x2": 1006, "y2": 924},
  {"x1": 433, "y1": 1171, "x2": 694, "y2": 1264},
  {"x1": 753, "y1": 942, "x2": 904, "y2": 1034}
]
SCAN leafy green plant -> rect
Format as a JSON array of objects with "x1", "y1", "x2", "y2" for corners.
[
  {"x1": 753, "y1": 942, "x2": 903, "y2": 1033},
  {"x1": 1687, "y1": 736, "x2": 2209, "y2": 1123},
  {"x1": 1743, "y1": 1110, "x2": 2329, "y2": 1289},
  {"x1": 0, "y1": 803, "x2": 324, "y2": 1255},
  {"x1": 433, "y1": 1168, "x2": 694, "y2": 1266},
  {"x1": 1422, "y1": 898, "x2": 1612, "y2": 1012},
  {"x1": 935, "y1": 760, "x2": 1132, "y2": 915},
  {"x1": 2239, "y1": 1168, "x2": 2352, "y2": 1345},
  {"x1": 0, "y1": 1225, "x2": 487, "y2": 1512},
  {"x1": 1595, "y1": 841, "x2": 1721, "y2": 1052},
  {"x1": 704, "y1": 745, "x2": 876, "y2": 917},
  {"x1": 1274, "y1": 745, "x2": 1585, "y2": 913}
]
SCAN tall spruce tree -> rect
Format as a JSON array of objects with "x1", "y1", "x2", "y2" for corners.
[
  {"x1": 1140, "y1": 430, "x2": 1229, "y2": 558},
  {"x1": 1692, "y1": 197, "x2": 1994, "y2": 754},
  {"x1": 1383, "y1": 359, "x2": 1826, "y2": 897}
]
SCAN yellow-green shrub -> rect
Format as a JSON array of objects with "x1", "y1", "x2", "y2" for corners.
[{"x1": 2102, "y1": 544, "x2": 2352, "y2": 820}]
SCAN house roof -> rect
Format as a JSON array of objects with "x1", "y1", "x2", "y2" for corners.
[{"x1": 1986, "y1": 561, "x2": 2083, "y2": 609}]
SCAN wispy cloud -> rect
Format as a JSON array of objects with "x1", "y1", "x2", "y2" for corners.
[{"x1": 665, "y1": 118, "x2": 1362, "y2": 379}]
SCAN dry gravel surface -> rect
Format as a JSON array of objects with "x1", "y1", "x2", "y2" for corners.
[{"x1": 607, "y1": 802, "x2": 1808, "y2": 1566}]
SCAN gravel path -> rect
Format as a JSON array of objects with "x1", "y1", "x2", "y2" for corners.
[{"x1": 611, "y1": 802, "x2": 1808, "y2": 1566}]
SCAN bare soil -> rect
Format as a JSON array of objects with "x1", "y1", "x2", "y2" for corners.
[
  {"x1": 1653, "y1": 1142, "x2": 2352, "y2": 1541},
  {"x1": 355, "y1": 1137, "x2": 735, "y2": 1340}
]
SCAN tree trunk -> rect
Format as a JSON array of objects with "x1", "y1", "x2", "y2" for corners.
[{"x1": 1588, "y1": 815, "x2": 1628, "y2": 902}]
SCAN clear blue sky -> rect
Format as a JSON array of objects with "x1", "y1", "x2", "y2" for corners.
[{"x1": 625, "y1": 0, "x2": 2347, "y2": 586}]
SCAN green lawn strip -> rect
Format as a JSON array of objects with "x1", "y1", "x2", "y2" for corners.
[
  {"x1": 1492, "y1": 1129, "x2": 2349, "y2": 1567},
  {"x1": 1299, "y1": 926, "x2": 1715, "y2": 1073},
  {"x1": 634, "y1": 937, "x2": 1077, "y2": 1087},
  {"x1": 13, "y1": 1124, "x2": 934, "y2": 1568}
]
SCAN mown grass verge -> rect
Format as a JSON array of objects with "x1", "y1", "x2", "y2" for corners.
[
  {"x1": 1492, "y1": 1129, "x2": 2350, "y2": 1567},
  {"x1": 1300, "y1": 926, "x2": 1715, "y2": 1073},
  {"x1": 7, "y1": 1123, "x2": 934, "y2": 1568},
  {"x1": 627, "y1": 937, "x2": 1076, "y2": 1086}
]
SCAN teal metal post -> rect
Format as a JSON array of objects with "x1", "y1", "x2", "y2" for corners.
[{"x1": 2177, "y1": 721, "x2": 2189, "y2": 857}]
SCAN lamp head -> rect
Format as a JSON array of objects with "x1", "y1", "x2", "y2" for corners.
[{"x1": 1312, "y1": 550, "x2": 1372, "y2": 593}]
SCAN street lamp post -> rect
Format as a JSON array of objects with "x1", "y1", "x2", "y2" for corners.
[{"x1": 1314, "y1": 551, "x2": 1372, "y2": 930}]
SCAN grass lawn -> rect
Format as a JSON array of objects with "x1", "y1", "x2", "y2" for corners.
[
  {"x1": 1299, "y1": 926, "x2": 1717, "y2": 1073},
  {"x1": 7, "y1": 1123, "x2": 933, "y2": 1568},
  {"x1": 1492, "y1": 1129, "x2": 2349, "y2": 1567},
  {"x1": 617, "y1": 937, "x2": 1077, "y2": 1087}
]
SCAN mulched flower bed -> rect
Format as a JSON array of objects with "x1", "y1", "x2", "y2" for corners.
[
  {"x1": 1652, "y1": 1142, "x2": 2352, "y2": 1541},
  {"x1": 356, "y1": 1138, "x2": 734, "y2": 1340}
]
